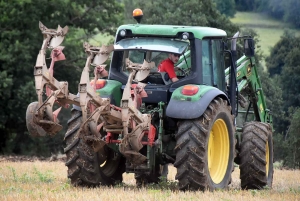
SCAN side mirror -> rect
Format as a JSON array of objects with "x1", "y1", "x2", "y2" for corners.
[{"x1": 244, "y1": 38, "x2": 255, "y2": 57}]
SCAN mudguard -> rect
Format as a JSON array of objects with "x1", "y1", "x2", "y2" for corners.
[
  {"x1": 73, "y1": 79, "x2": 122, "y2": 111},
  {"x1": 166, "y1": 85, "x2": 229, "y2": 119}
]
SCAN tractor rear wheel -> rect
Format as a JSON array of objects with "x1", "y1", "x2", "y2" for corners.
[
  {"x1": 64, "y1": 109, "x2": 125, "y2": 187},
  {"x1": 240, "y1": 121, "x2": 274, "y2": 189},
  {"x1": 174, "y1": 97, "x2": 235, "y2": 191}
]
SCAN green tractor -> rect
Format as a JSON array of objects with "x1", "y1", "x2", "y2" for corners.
[{"x1": 26, "y1": 10, "x2": 273, "y2": 191}]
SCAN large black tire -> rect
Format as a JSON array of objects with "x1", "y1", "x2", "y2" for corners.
[
  {"x1": 174, "y1": 97, "x2": 235, "y2": 191},
  {"x1": 240, "y1": 121, "x2": 274, "y2": 189},
  {"x1": 64, "y1": 109, "x2": 125, "y2": 187}
]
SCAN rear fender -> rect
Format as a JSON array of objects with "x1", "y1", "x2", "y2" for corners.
[{"x1": 166, "y1": 85, "x2": 229, "y2": 119}]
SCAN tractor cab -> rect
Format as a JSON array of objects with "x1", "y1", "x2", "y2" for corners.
[
  {"x1": 109, "y1": 25, "x2": 228, "y2": 104},
  {"x1": 110, "y1": 37, "x2": 189, "y2": 103}
]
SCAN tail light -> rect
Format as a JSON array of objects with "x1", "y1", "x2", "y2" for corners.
[
  {"x1": 90, "y1": 79, "x2": 106, "y2": 89},
  {"x1": 181, "y1": 85, "x2": 199, "y2": 96}
]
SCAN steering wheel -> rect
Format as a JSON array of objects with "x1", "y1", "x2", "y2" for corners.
[{"x1": 176, "y1": 67, "x2": 190, "y2": 76}]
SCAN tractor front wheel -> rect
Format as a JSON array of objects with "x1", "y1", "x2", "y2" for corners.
[
  {"x1": 174, "y1": 97, "x2": 235, "y2": 191},
  {"x1": 240, "y1": 121, "x2": 274, "y2": 189}
]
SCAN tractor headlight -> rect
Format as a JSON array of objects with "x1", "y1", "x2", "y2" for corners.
[
  {"x1": 182, "y1": 32, "x2": 189, "y2": 40},
  {"x1": 119, "y1": 29, "x2": 127, "y2": 37}
]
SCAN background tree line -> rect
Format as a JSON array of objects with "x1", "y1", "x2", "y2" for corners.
[
  {"x1": 0, "y1": 0, "x2": 123, "y2": 155},
  {"x1": 1, "y1": 0, "x2": 300, "y2": 168},
  {"x1": 234, "y1": 0, "x2": 300, "y2": 28}
]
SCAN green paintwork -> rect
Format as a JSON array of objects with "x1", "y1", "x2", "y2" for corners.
[
  {"x1": 96, "y1": 79, "x2": 122, "y2": 106},
  {"x1": 176, "y1": 51, "x2": 191, "y2": 71},
  {"x1": 117, "y1": 24, "x2": 227, "y2": 39},
  {"x1": 171, "y1": 85, "x2": 216, "y2": 102},
  {"x1": 225, "y1": 55, "x2": 272, "y2": 125},
  {"x1": 111, "y1": 22, "x2": 273, "y2": 176}
]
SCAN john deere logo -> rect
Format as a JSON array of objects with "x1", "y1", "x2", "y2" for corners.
[
  {"x1": 247, "y1": 65, "x2": 251, "y2": 76},
  {"x1": 260, "y1": 103, "x2": 263, "y2": 113}
]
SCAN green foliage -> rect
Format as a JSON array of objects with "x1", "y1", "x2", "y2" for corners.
[
  {"x1": 265, "y1": 30, "x2": 300, "y2": 168},
  {"x1": 212, "y1": 0, "x2": 236, "y2": 17},
  {"x1": 273, "y1": 160, "x2": 284, "y2": 169},
  {"x1": 235, "y1": 0, "x2": 300, "y2": 28},
  {"x1": 266, "y1": 31, "x2": 298, "y2": 76},
  {"x1": 284, "y1": 108, "x2": 300, "y2": 168},
  {"x1": 268, "y1": 0, "x2": 285, "y2": 19},
  {"x1": 270, "y1": 31, "x2": 300, "y2": 111},
  {"x1": 281, "y1": 53, "x2": 300, "y2": 111},
  {"x1": 0, "y1": 0, "x2": 123, "y2": 156},
  {"x1": 123, "y1": 0, "x2": 138, "y2": 24},
  {"x1": 235, "y1": 0, "x2": 257, "y2": 11},
  {"x1": 33, "y1": 167, "x2": 54, "y2": 183},
  {"x1": 7, "y1": 166, "x2": 55, "y2": 183},
  {"x1": 283, "y1": 0, "x2": 300, "y2": 28}
]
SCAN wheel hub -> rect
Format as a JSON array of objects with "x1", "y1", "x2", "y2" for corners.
[{"x1": 208, "y1": 119, "x2": 230, "y2": 184}]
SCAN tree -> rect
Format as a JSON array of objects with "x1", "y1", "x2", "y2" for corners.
[
  {"x1": 265, "y1": 31, "x2": 300, "y2": 167},
  {"x1": 283, "y1": 0, "x2": 300, "y2": 28},
  {"x1": 284, "y1": 108, "x2": 300, "y2": 168},
  {"x1": 123, "y1": 0, "x2": 138, "y2": 23},
  {"x1": 235, "y1": 0, "x2": 255, "y2": 11},
  {"x1": 268, "y1": 0, "x2": 285, "y2": 19},
  {"x1": 267, "y1": 31, "x2": 300, "y2": 115},
  {"x1": 266, "y1": 31, "x2": 298, "y2": 76},
  {"x1": 280, "y1": 49, "x2": 300, "y2": 111},
  {"x1": 212, "y1": 0, "x2": 236, "y2": 17},
  {"x1": 0, "y1": 0, "x2": 123, "y2": 155}
]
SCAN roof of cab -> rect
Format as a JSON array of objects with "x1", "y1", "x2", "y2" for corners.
[{"x1": 117, "y1": 24, "x2": 227, "y2": 39}]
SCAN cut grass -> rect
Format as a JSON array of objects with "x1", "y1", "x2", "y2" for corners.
[{"x1": 0, "y1": 161, "x2": 300, "y2": 201}]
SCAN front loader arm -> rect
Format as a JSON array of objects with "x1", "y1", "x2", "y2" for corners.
[{"x1": 225, "y1": 55, "x2": 272, "y2": 124}]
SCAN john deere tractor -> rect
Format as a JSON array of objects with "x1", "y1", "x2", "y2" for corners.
[{"x1": 26, "y1": 9, "x2": 273, "y2": 191}]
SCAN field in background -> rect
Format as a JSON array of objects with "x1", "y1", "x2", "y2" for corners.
[
  {"x1": 0, "y1": 160, "x2": 299, "y2": 201},
  {"x1": 231, "y1": 12, "x2": 300, "y2": 57}
]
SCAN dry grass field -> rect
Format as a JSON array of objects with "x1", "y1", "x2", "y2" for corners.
[{"x1": 0, "y1": 158, "x2": 299, "y2": 201}]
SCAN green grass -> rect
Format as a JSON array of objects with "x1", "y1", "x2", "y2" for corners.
[
  {"x1": 251, "y1": 28, "x2": 286, "y2": 56},
  {"x1": 231, "y1": 12, "x2": 300, "y2": 56}
]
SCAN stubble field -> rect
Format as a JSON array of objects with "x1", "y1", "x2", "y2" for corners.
[{"x1": 0, "y1": 156, "x2": 299, "y2": 201}]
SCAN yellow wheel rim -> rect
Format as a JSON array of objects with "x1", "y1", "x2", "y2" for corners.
[
  {"x1": 266, "y1": 141, "x2": 269, "y2": 176},
  {"x1": 208, "y1": 119, "x2": 230, "y2": 184}
]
